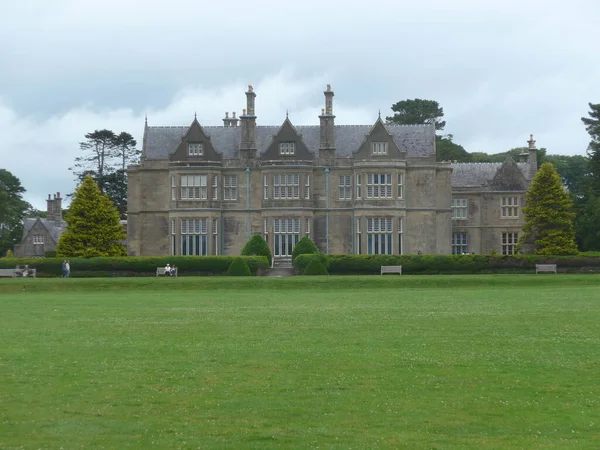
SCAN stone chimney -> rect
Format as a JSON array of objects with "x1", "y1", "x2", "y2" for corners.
[
  {"x1": 527, "y1": 134, "x2": 537, "y2": 179},
  {"x1": 319, "y1": 84, "x2": 336, "y2": 158},
  {"x1": 239, "y1": 85, "x2": 257, "y2": 157},
  {"x1": 46, "y1": 192, "x2": 62, "y2": 222}
]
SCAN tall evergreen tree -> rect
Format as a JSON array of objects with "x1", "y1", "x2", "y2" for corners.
[
  {"x1": 57, "y1": 175, "x2": 126, "y2": 257},
  {"x1": 581, "y1": 102, "x2": 600, "y2": 194},
  {"x1": 386, "y1": 99, "x2": 446, "y2": 130},
  {"x1": 0, "y1": 169, "x2": 31, "y2": 257},
  {"x1": 518, "y1": 163, "x2": 578, "y2": 255}
]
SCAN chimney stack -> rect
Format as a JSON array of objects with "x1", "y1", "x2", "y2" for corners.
[
  {"x1": 527, "y1": 134, "x2": 538, "y2": 179},
  {"x1": 46, "y1": 191, "x2": 63, "y2": 222},
  {"x1": 240, "y1": 85, "x2": 257, "y2": 156},
  {"x1": 319, "y1": 84, "x2": 336, "y2": 156}
]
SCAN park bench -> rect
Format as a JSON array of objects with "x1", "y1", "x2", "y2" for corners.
[
  {"x1": 536, "y1": 264, "x2": 557, "y2": 274},
  {"x1": 156, "y1": 267, "x2": 178, "y2": 277},
  {"x1": 0, "y1": 268, "x2": 36, "y2": 278},
  {"x1": 381, "y1": 265, "x2": 402, "y2": 275}
]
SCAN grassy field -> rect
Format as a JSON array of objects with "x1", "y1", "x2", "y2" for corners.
[{"x1": 1, "y1": 275, "x2": 600, "y2": 449}]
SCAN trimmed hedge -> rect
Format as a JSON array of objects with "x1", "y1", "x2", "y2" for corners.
[
  {"x1": 293, "y1": 254, "x2": 600, "y2": 275},
  {"x1": 303, "y1": 259, "x2": 328, "y2": 275},
  {"x1": 228, "y1": 258, "x2": 251, "y2": 276},
  {"x1": 0, "y1": 256, "x2": 269, "y2": 277},
  {"x1": 241, "y1": 234, "x2": 272, "y2": 266},
  {"x1": 291, "y1": 236, "x2": 320, "y2": 263}
]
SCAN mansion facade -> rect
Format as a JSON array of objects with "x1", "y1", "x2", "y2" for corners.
[{"x1": 127, "y1": 85, "x2": 537, "y2": 259}]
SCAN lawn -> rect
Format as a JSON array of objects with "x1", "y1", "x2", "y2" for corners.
[{"x1": 1, "y1": 275, "x2": 599, "y2": 449}]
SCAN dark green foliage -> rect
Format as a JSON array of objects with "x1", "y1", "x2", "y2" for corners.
[
  {"x1": 241, "y1": 234, "x2": 272, "y2": 266},
  {"x1": 436, "y1": 135, "x2": 472, "y2": 162},
  {"x1": 293, "y1": 254, "x2": 600, "y2": 274},
  {"x1": 303, "y1": 259, "x2": 328, "y2": 275},
  {"x1": 57, "y1": 176, "x2": 126, "y2": 257},
  {"x1": 581, "y1": 102, "x2": 600, "y2": 194},
  {"x1": 291, "y1": 236, "x2": 320, "y2": 263},
  {"x1": 228, "y1": 257, "x2": 251, "y2": 276},
  {"x1": 0, "y1": 256, "x2": 269, "y2": 277},
  {"x1": 44, "y1": 251, "x2": 57, "y2": 258},
  {"x1": 0, "y1": 169, "x2": 31, "y2": 257},
  {"x1": 519, "y1": 163, "x2": 578, "y2": 255},
  {"x1": 386, "y1": 99, "x2": 445, "y2": 130}
]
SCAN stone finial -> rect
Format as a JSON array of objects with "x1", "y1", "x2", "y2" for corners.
[
  {"x1": 248, "y1": 85, "x2": 253, "y2": 92},
  {"x1": 527, "y1": 134, "x2": 536, "y2": 149},
  {"x1": 327, "y1": 84, "x2": 331, "y2": 91}
]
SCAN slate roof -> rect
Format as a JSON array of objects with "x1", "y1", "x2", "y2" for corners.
[
  {"x1": 451, "y1": 162, "x2": 531, "y2": 187},
  {"x1": 22, "y1": 218, "x2": 66, "y2": 244},
  {"x1": 142, "y1": 123, "x2": 436, "y2": 160}
]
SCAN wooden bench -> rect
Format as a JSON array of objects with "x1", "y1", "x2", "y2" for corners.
[
  {"x1": 381, "y1": 265, "x2": 402, "y2": 275},
  {"x1": 156, "y1": 267, "x2": 178, "y2": 277},
  {"x1": 536, "y1": 264, "x2": 557, "y2": 274},
  {"x1": 0, "y1": 269, "x2": 36, "y2": 278}
]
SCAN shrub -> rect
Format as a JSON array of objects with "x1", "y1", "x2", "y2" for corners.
[
  {"x1": 45, "y1": 250, "x2": 57, "y2": 258},
  {"x1": 291, "y1": 236, "x2": 320, "y2": 263},
  {"x1": 228, "y1": 257, "x2": 251, "y2": 276},
  {"x1": 303, "y1": 259, "x2": 328, "y2": 275},
  {"x1": 241, "y1": 234, "x2": 272, "y2": 266}
]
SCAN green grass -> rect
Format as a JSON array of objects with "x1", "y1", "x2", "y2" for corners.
[{"x1": 1, "y1": 275, "x2": 600, "y2": 448}]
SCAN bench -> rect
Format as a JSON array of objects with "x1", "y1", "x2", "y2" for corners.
[
  {"x1": 0, "y1": 269, "x2": 37, "y2": 278},
  {"x1": 536, "y1": 264, "x2": 557, "y2": 274},
  {"x1": 381, "y1": 265, "x2": 402, "y2": 275},
  {"x1": 156, "y1": 267, "x2": 178, "y2": 277}
]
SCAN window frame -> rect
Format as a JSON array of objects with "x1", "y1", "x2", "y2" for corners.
[
  {"x1": 188, "y1": 143, "x2": 203, "y2": 156},
  {"x1": 279, "y1": 142, "x2": 296, "y2": 156}
]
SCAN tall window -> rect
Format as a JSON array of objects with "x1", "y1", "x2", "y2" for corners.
[
  {"x1": 501, "y1": 197, "x2": 519, "y2": 218},
  {"x1": 356, "y1": 218, "x2": 362, "y2": 254},
  {"x1": 398, "y1": 218, "x2": 403, "y2": 254},
  {"x1": 367, "y1": 174, "x2": 392, "y2": 199},
  {"x1": 264, "y1": 218, "x2": 269, "y2": 242},
  {"x1": 273, "y1": 174, "x2": 299, "y2": 199},
  {"x1": 398, "y1": 173, "x2": 404, "y2": 199},
  {"x1": 356, "y1": 174, "x2": 362, "y2": 199},
  {"x1": 367, "y1": 217, "x2": 393, "y2": 254},
  {"x1": 264, "y1": 175, "x2": 269, "y2": 200},
  {"x1": 452, "y1": 232, "x2": 468, "y2": 254},
  {"x1": 181, "y1": 175, "x2": 207, "y2": 200},
  {"x1": 305, "y1": 175, "x2": 310, "y2": 200},
  {"x1": 279, "y1": 142, "x2": 295, "y2": 155},
  {"x1": 171, "y1": 176, "x2": 176, "y2": 200},
  {"x1": 452, "y1": 199, "x2": 468, "y2": 219},
  {"x1": 372, "y1": 142, "x2": 388, "y2": 155},
  {"x1": 339, "y1": 175, "x2": 352, "y2": 200},
  {"x1": 188, "y1": 143, "x2": 203, "y2": 156},
  {"x1": 305, "y1": 217, "x2": 311, "y2": 237},
  {"x1": 181, "y1": 219, "x2": 208, "y2": 255},
  {"x1": 212, "y1": 175, "x2": 218, "y2": 200},
  {"x1": 212, "y1": 220, "x2": 218, "y2": 255},
  {"x1": 171, "y1": 219, "x2": 176, "y2": 255},
  {"x1": 32, "y1": 235, "x2": 44, "y2": 245},
  {"x1": 273, "y1": 218, "x2": 300, "y2": 257},
  {"x1": 502, "y1": 232, "x2": 518, "y2": 255},
  {"x1": 224, "y1": 175, "x2": 238, "y2": 201}
]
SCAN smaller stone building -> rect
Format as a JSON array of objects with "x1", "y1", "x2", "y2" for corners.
[{"x1": 14, "y1": 193, "x2": 66, "y2": 257}]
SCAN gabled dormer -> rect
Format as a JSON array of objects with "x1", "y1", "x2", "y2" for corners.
[
  {"x1": 261, "y1": 116, "x2": 314, "y2": 160},
  {"x1": 490, "y1": 157, "x2": 527, "y2": 190},
  {"x1": 169, "y1": 117, "x2": 222, "y2": 162},
  {"x1": 354, "y1": 116, "x2": 406, "y2": 160}
]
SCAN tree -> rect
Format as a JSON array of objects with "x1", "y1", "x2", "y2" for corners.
[
  {"x1": 436, "y1": 135, "x2": 472, "y2": 162},
  {"x1": 0, "y1": 169, "x2": 31, "y2": 257},
  {"x1": 581, "y1": 102, "x2": 600, "y2": 193},
  {"x1": 70, "y1": 130, "x2": 139, "y2": 219},
  {"x1": 241, "y1": 234, "x2": 272, "y2": 266},
  {"x1": 518, "y1": 163, "x2": 578, "y2": 255},
  {"x1": 386, "y1": 99, "x2": 446, "y2": 131},
  {"x1": 57, "y1": 175, "x2": 126, "y2": 257}
]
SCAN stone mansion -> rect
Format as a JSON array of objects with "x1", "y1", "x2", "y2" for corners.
[{"x1": 127, "y1": 85, "x2": 537, "y2": 259}]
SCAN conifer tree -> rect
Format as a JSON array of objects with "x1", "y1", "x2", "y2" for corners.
[
  {"x1": 518, "y1": 162, "x2": 578, "y2": 255},
  {"x1": 57, "y1": 175, "x2": 126, "y2": 257}
]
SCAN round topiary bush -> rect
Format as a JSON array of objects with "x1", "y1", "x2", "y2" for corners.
[
  {"x1": 291, "y1": 236, "x2": 320, "y2": 263},
  {"x1": 303, "y1": 259, "x2": 329, "y2": 275},
  {"x1": 228, "y1": 257, "x2": 252, "y2": 276},
  {"x1": 241, "y1": 234, "x2": 272, "y2": 266}
]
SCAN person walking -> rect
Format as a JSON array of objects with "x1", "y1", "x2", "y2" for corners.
[
  {"x1": 65, "y1": 260, "x2": 71, "y2": 278},
  {"x1": 61, "y1": 260, "x2": 67, "y2": 278}
]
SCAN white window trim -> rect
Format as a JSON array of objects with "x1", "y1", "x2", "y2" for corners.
[
  {"x1": 212, "y1": 175, "x2": 218, "y2": 200},
  {"x1": 501, "y1": 197, "x2": 520, "y2": 218},
  {"x1": 305, "y1": 175, "x2": 310, "y2": 200},
  {"x1": 502, "y1": 232, "x2": 519, "y2": 255},
  {"x1": 188, "y1": 143, "x2": 203, "y2": 156},
  {"x1": 372, "y1": 142, "x2": 388, "y2": 155},
  {"x1": 356, "y1": 174, "x2": 362, "y2": 199},
  {"x1": 339, "y1": 175, "x2": 352, "y2": 200},
  {"x1": 32, "y1": 234, "x2": 44, "y2": 245},
  {"x1": 366, "y1": 174, "x2": 393, "y2": 199},
  {"x1": 224, "y1": 175, "x2": 238, "y2": 201},
  {"x1": 452, "y1": 198, "x2": 468, "y2": 220},
  {"x1": 180, "y1": 175, "x2": 208, "y2": 200},
  {"x1": 397, "y1": 173, "x2": 404, "y2": 199},
  {"x1": 273, "y1": 174, "x2": 300, "y2": 200},
  {"x1": 264, "y1": 175, "x2": 269, "y2": 200},
  {"x1": 279, "y1": 142, "x2": 295, "y2": 155}
]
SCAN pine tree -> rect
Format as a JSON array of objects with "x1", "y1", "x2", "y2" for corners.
[
  {"x1": 57, "y1": 175, "x2": 126, "y2": 257},
  {"x1": 581, "y1": 102, "x2": 600, "y2": 194},
  {"x1": 518, "y1": 163, "x2": 578, "y2": 255}
]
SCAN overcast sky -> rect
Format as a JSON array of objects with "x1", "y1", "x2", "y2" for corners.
[{"x1": 1, "y1": 0, "x2": 599, "y2": 210}]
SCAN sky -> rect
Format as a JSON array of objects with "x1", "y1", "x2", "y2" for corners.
[{"x1": 1, "y1": 0, "x2": 599, "y2": 210}]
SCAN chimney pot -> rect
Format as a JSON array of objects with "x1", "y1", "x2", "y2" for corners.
[
  {"x1": 248, "y1": 84, "x2": 253, "y2": 92},
  {"x1": 225, "y1": 112, "x2": 229, "y2": 118},
  {"x1": 232, "y1": 111, "x2": 236, "y2": 118},
  {"x1": 327, "y1": 84, "x2": 331, "y2": 91},
  {"x1": 48, "y1": 194, "x2": 51, "y2": 200},
  {"x1": 243, "y1": 108, "x2": 247, "y2": 115}
]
